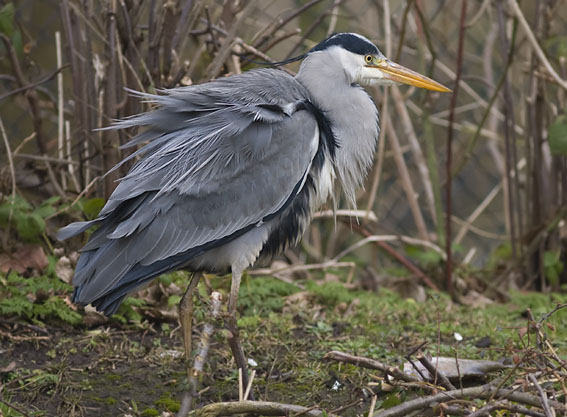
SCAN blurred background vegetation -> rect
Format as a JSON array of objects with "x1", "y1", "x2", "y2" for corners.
[{"x1": 1, "y1": 0, "x2": 566, "y2": 302}]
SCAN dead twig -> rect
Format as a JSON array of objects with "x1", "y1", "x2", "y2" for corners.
[
  {"x1": 528, "y1": 374, "x2": 554, "y2": 417},
  {"x1": 383, "y1": 112, "x2": 429, "y2": 241},
  {"x1": 206, "y1": 0, "x2": 258, "y2": 80},
  {"x1": 314, "y1": 209, "x2": 378, "y2": 223},
  {"x1": 0, "y1": 65, "x2": 69, "y2": 102},
  {"x1": 249, "y1": 261, "x2": 355, "y2": 281},
  {"x1": 45, "y1": 176, "x2": 103, "y2": 220},
  {"x1": 390, "y1": 86, "x2": 437, "y2": 227},
  {"x1": 178, "y1": 291, "x2": 223, "y2": 416},
  {"x1": 0, "y1": 398, "x2": 32, "y2": 417},
  {"x1": 331, "y1": 234, "x2": 446, "y2": 263},
  {"x1": 324, "y1": 351, "x2": 420, "y2": 383},
  {"x1": 372, "y1": 383, "x2": 567, "y2": 417},
  {"x1": 538, "y1": 303, "x2": 567, "y2": 327},
  {"x1": 467, "y1": 401, "x2": 546, "y2": 417},
  {"x1": 243, "y1": 369, "x2": 256, "y2": 401},
  {"x1": 416, "y1": 353, "x2": 456, "y2": 391},
  {"x1": 0, "y1": 117, "x2": 16, "y2": 220},
  {"x1": 0, "y1": 329, "x2": 51, "y2": 342},
  {"x1": 367, "y1": 395, "x2": 378, "y2": 417},
  {"x1": 345, "y1": 222, "x2": 439, "y2": 291},
  {"x1": 508, "y1": 0, "x2": 567, "y2": 91},
  {"x1": 252, "y1": 0, "x2": 324, "y2": 49},
  {"x1": 0, "y1": 33, "x2": 47, "y2": 154},
  {"x1": 329, "y1": 398, "x2": 364, "y2": 415}
]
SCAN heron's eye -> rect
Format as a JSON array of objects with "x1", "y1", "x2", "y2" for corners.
[{"x1": 364, "y1": 54, "x2": 373, "y2": 64}]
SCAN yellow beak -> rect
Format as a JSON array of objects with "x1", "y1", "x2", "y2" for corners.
[{"x1": 371, "y1": 60, "x2": 452, "y2": 92}]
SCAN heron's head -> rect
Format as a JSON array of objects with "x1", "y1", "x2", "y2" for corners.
[{"x1": 306, "y1": 33, "x2": 451, "y2": 92}]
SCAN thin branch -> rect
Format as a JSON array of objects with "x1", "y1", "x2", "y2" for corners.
[
  {"x1": 465, "y1": 0, "x2": 490, "y2": 28},
  {"x1": 391, "y1": 87, "x2": 437, "y2": 226},
  {"x1": 416, "y1": 353, "x2": 456, "y2": 391},
  {"x1": 0, "y1": 65, "x2": 69, "y2": 101},
  {"x1": 314, "y1": 209, "x2": 378, "y2": 223},
  {"x1": 384, "y1": 112, "x2": 429, "y2": 241},
  {"x1": 467, "y1": 402, "x2": 546, "y2": 417},
  {"x1": 206, "y1": 0, "x2": 258, "y2": 79},
  {"x1": 0, "y1": 117, "x2": 16, "y2": 249},
  {"x1": 0, "y1": 117, "x2": 16, "y2": 200},
  {"x1": 452, "y1": 216, "x2": 509, "y2": 241},
  {"x1": 454, "y1": 158, "x2": 526, "y2": 245},
  {"x1": 0, "y1": 398, "x2": 32, "y2": 417},
  {"x1": 345, "y1": 222, "x2": 439, "y2": 291},
  {"x1": 56, "y1": 31, "x2": 66, "y2": 190},
  {"x1": 332, "y1": 234, "x2": 446, "y2": 263},
  {"x1": 252, "y1": 0, "x2": 325, "y2": 49},
  {"x1": 508, "y1": 0, "x2": 567, "y2": 91},
  {"x1": 45, "y1": 176, "x2": 103, "y2": 220},
  {"x1": 326, "y1": 0, "x2": 341, "y2": 36},
  {"x1": 249, "y1": 261, "x2": 356, "y2": 278},
  {"x1": 364, "y1": 0, "x2": 391, "y2": 222},
  {"x1": 528, "y1": 374, "x2": 554, "y2": 417},
  {"x1": 373, "y1": 383, "x2": 567, "y2": 417},
  {"x1": 445, "y1": 0, "x2": 468, "y2": 295},
  {"x1": 14, "y1": 153, "x2": 81, "y2": 166},
  {"x1": 324, "y1": 351, "x2": 421, "y2": 383},
  {"x1": 0, "y1": 33, "x2": 47, "y2": 154}
]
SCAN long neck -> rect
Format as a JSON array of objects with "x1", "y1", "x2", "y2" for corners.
[{"x1": 296, "y1": 54, "x2": 379, "y2": 207}]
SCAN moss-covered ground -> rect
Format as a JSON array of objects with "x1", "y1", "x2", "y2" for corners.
[{"x1": 1, "y1": 269, "x2": 566, "y2": 416}]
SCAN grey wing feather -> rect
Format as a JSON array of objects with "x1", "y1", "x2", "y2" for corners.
[{"x1": 59, "y1": 69, "x2": 319, "y2": 308}]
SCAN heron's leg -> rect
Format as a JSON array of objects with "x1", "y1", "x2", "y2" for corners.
[
  {"x1": 224, "y1": 268, "x2": 254, "y2": 399},
  {"x1": 179, "y1": 271, "x2": 202, "y2": 375}
]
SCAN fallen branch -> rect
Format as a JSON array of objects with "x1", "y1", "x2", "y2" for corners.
[
  {"x1": 193, "y1": 400, "x2": 338, "y2": 417},
  {"x1": 467, "y1": 401, "x2": 546, "y2": 417},
  {"x1": 372, "y1": 383, "x2": 567, "y2": 417},
  {"x1": 324, "y1": 351, "x2": 420, "y2": 383},
  {"x1": 528, "y1": 374, "x2": 554, "y2": 417}
]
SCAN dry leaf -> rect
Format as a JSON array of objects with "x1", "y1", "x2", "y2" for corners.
[{"x1": 0, "y1": 245, "x2": 48, "y2": 274}]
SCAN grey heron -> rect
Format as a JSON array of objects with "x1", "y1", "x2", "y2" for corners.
[{"x1": 58, "y1": 32, "x2": 450, "y2": 391}]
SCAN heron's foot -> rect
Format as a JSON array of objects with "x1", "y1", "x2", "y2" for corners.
[{"x1": 224, "y1": 313, "x2": 255, "y2": 401}]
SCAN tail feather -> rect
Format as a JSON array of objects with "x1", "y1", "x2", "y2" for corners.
[
  {"x1": 57, "y1": 219, "x2": 101, "y2": 241},
  {"x1": 75, "y1": 246, "x2": 200, "y2": 315}
]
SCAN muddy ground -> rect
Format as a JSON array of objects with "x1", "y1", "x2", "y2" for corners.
[{"x1": 2, "y1": 274, "x2": 566, "y2": 416}]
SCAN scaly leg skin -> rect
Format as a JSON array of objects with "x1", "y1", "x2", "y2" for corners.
[
  {"x1": 178, "y1": 272, "x2": 202, "y2": 387},
  {"x1": 225, "y1": 268, "x2": 255, "y2": 400}
]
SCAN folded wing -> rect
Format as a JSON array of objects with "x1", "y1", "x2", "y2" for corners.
[{"x1": 58, "y1": 69, "x2": 320, "y2": 314}]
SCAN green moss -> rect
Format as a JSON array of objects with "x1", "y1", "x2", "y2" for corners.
[
  {"x1": 104, "y1": 397, "x2": 117, "y2": 405},
  {"x1": 237, "y1": 276, "x2": 300, "y2": 315},
  {"x1": 141, "y1": 408, "x2": 160, "y2": 417},
  {"x1": 306, "y1": 281, "x2": 355, "y2": 307},
  {"x1": 238, "y1": 314, "x2": 262, "y2": 329},
  {"x1": 155, "y1": 393, "x2": 180, "y2": 413}
]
